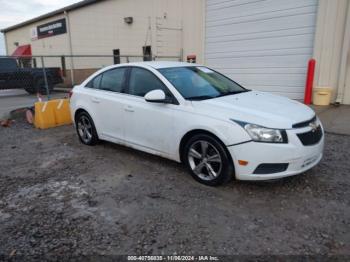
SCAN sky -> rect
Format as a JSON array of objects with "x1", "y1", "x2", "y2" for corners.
[{"x1": 0, "y1": 0, "x2": 82, "y2": 55}]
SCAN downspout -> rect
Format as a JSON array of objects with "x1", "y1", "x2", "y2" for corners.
[
  {"x1": 336, "y1": 1, "x2": 350, "y2": 103},
  {"x1": 64, "y1": 10, "x2": 75, "y2": 86},
  {"x1": 201, "y1": 0, "x2": 206, "y2": 65},
  {"x1": 3, "y1": 33, "x2": 9, "y2": 55}
]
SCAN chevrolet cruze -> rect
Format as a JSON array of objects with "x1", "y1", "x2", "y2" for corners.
[{"x1": 70, "y1": 62, "x2": 324, "y2": 186}]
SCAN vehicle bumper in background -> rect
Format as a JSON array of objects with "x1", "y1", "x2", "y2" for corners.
[{"x1": 227, "y1": 128, "x2": 324, "y2": 181}]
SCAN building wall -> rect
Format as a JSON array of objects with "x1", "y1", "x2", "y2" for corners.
[
  {"x1": 345, "y1": 56, "x2": 350, "y2": 104},
  {"x1": 339, "y1": 3, "x2": 350, "y2": 105},
  {"x1": 6, "y1": 0, "x2": 349, "y2": 103},
  {"x1": 4, "y1": 0, "x2": 204, "y2": 70},
  {"x1": 203, "y1": 0, "x2": 350, "y2": 104},
  {"x1": 5, "y1": 13, "x2": 70, "y2": 68},
  {"x1": 312, "y1": 0, "x2": 350, "y2": 104}
]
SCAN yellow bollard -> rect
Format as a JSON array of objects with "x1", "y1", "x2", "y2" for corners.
[
  {"x1": 34, "y1": 101, "x2": 57, "y2": 129},
  {"x1": 34, "y1": 99, "x2": 72, "y2": 129},
  {"x1": 54, "y1": 99, "x2": 72, "y2": 126}
]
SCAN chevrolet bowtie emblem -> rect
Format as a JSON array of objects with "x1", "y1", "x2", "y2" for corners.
[{"x1": 309, "y1": 122, "x2": 318, "y2": 132}]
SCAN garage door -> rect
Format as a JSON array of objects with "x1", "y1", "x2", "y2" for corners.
[{"x1": 205, "y1": 0, "x2": 318, "y2": 99}]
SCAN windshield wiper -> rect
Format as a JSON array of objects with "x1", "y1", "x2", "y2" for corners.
[
  {"x1": 187, "y1": 90, "x2": 250, "y2": 100},
  {"x1": 216, "y1": 90, "x2": 250, "y2": 98},
  {"x1": 186, "y1": 95, "x2": 217, "y2": 101}
]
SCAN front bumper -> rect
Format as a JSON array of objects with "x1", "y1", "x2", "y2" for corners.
[{"x1": 227, "y1": 126, "x2": 324, "y2": 181}]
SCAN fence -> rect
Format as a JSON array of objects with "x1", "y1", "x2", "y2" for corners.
[{"x1": 0, "y1": 54, "x2": 182, "y2": 99}]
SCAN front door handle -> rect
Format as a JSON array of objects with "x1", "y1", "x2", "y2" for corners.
[
  {"x1": 91, "y1": 97, "x2": 100, "y2": 103},
  {"x1": 124, "y1": 105, "x2": 134, "y2": 112}
]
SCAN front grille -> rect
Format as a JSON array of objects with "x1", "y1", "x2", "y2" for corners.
[
  {"x1": 297, "y1": 125, "x2": 323, "y2": 146},
  {"x1": 292, "y1": 115, "x2": 316, "y2": 128},
  {"x1": 253, "y1": 163, "x2": 289, "y2": 174}
]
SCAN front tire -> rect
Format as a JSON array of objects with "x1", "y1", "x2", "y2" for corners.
[
  {"x1": 183, "y1": 134, "x2": 234, "y2": 186},
  {"x1": 75, "y1": 111, "x2": 99, "y2": 146}
]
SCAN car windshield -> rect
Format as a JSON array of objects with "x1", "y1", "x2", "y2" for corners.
[{"x1": 158, "y1": 66, "x2": 248, "y2": 100}]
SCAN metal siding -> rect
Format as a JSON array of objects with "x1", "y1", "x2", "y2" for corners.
[
  {"x1": 205, "y1": 0, "x2": 318, "y2": 99},
  {"x1": 313, "y1": 0, "x2": 349, "y2": 104},
  {"x1": 4, "y1": 0, "x2": 204, "y2": 65},
  {"x1": 63, "y1": 0, "x2": 204, "y2": 65},
  {"x1": 345, "y1": 63, "x2": 350, "y2": 104}
]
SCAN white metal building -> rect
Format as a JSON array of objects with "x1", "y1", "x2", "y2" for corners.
[
  {"x1": 2, "y1": 0, "x2": 350, "y2": 104},
  {"x1": 1, "y1": 0, "x2": 204, "y2": 84},
  {"x1": 2, "y1": 0, "x2": 204, "y2": 59}
]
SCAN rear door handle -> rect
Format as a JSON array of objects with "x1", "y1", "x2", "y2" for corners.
[
  {"x1": 91, "y1": 97, "x2": 100, "y2": 103},
  {"x1": 124, "y1": 105, "x2": 134, "y2": 112}
]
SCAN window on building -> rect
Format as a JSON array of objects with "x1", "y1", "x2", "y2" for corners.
[
  {"x1": 113, "y1": 49, "x2": 120, "y2": 64},
  {"x1": 143, "y1": 46, "x2": 152, "y2": 61}
]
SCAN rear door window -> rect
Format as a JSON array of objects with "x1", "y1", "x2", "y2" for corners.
[
  {"x1": 86, "y1": 74, "x2": 102, "y2": 89},
  {"x1": 100, "y1": 68, "x2": 127, "y2": 93}
]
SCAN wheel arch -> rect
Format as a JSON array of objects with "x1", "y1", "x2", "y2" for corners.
[
  {"x1": 179, "y1": 129, "x2": 234, "y2": 167},
  {"x1": 74, "y1": 108, "x2": 90, "y2": 122}
]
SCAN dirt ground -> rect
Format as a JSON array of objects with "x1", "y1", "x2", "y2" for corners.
[{"x1": 0, "y1": 117, "x2": 349, "y2": 260}]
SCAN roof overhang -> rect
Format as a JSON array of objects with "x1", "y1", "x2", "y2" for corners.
[{"x1": 1, "y1": 0, "x2": 107, "y2": 33}]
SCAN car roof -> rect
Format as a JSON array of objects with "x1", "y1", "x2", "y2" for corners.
[{"x1": 125, "y1": 61, "x2": 202, "y2": 69}]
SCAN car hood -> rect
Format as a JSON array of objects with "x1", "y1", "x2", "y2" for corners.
[{"x1": 192, "y1": 91, "x2": 315, "y2": 129}]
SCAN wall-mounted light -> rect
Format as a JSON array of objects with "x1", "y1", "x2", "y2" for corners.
[{"x1": 124, "y1": 17, "x2": 133, "y2": 24}]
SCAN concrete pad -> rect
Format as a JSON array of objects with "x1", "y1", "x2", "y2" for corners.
[
  {"x1": 312, "y1": 105, "x2": 350, "y2": 136},
  {"x1": 0, "y1": 89, "x2": 27, "y2": 97},
  {"x1": 0, "y1": 90, "x2": 69, "y2": 120}
]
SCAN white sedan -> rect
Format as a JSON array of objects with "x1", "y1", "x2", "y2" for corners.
[{"x1": 70, "y1": 61, "x2": 324, "y2": 186}]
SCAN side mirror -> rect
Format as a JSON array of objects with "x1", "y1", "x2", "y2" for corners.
[{"x1": 144, "y1": 89, "x2": 167, "y2": 103}]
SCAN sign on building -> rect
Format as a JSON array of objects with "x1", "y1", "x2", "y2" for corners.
[
  {"x1": 37, "y1": 18, "x2": 67, "y2": 39},
  {"x1": 30, "y1": 27, "x2": 38, "y2": 40}
]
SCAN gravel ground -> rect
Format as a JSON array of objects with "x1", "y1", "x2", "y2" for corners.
[{"x1": 0, "y1": 118, "x2": 349, "y2": 260}]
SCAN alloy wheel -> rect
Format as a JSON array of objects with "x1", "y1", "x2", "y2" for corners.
[
  {"x1": 187, "y1": 140, "x2": 222, "y2": 181},
  {"x1": 77, "y1": 115, "x2": 93, "y2": 144}
]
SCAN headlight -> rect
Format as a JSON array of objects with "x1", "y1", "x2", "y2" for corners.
[
  {"x1": 244, "y1": 124, "x2": 287, "y2": 143},
  {"x1": 232, "y1": 120, "x2": 288, "y2": 143}
]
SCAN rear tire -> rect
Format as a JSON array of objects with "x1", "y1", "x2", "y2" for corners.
[
  {"x1": 183, "y1": 134, "x2": 234, "y2": 186},
  {"x1": 75, "y1": 111, "x2": 99, "y2": 146}
]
